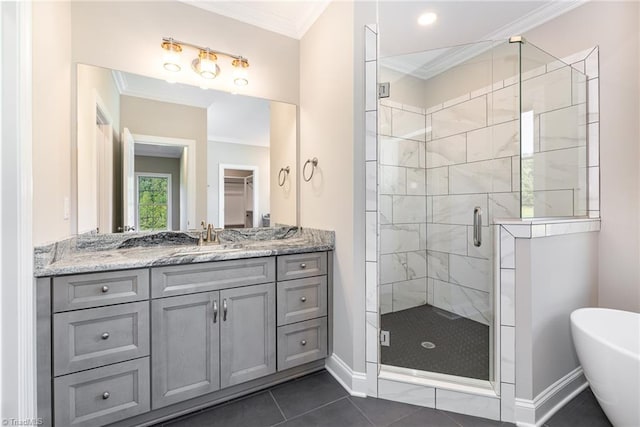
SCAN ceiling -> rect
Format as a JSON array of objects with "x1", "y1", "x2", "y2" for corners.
[
  {"x1": 181, "y1": 0, "x2": 331, "y2": 39},
  {"x1": 377, "y1": 1, "x2": 584, "y2": 57},
  {"x1": 182, "y1": 1, "x2": 585, "y2": 48},
  {"x1": 115, "y1": 71, "x2": 271, "y2": 148}
]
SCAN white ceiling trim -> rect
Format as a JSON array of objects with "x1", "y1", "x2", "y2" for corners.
[
  {"x1": 208, "y1": 135, "x2": 269, "y2": 148},
  {"x1": 483, "y1": 0, "x2": 587, "y2": 41},
  {"x1": 295, "y1": 1, "x2": 331, "y2": 39},
  {"x1": 383, "y1": 0, "x2": 588, "y2": 80},
  {"x1": 180, "y1": 0, "x2": 330, "y2": 40},
  {"x1": 112, "y1": 70, "x2": 126, "y2": 95}
]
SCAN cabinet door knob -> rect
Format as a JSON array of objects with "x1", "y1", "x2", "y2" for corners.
[
  {"x1": 223, "y1": 299, "x2": 228, "y2": 322},
  {"x1": 300, "y1": 340, "x2": 307, "y2": 346},
  {"x1": 300, "y1": 296, "x2": 307, "y2": 302},
  {"x1": 101, "y1": 332, "x2": 110, "y2": 340},
  {"x1": 300, "y1": 263, "x2": 307, "y2": 269},
  {"x1": 213, "y1": 300, "x2": 218, "y2": 323},
  {"x1": 102, "y1": 392, "x2": 110, "y2": 400},
  {"x1": 101, "y1": 285, "x2": 109, "y2": 293}
]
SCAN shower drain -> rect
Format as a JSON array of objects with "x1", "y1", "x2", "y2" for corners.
[{"x1": 421, "y1": 341, "x2": 436, "y2": 349}]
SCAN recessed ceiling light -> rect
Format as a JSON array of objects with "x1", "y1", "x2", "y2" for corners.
[{"x1": 418, "y1": 12, "x2": 437, "y2": 26}]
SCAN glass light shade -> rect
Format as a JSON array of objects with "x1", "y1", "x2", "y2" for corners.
[
  {"x1": 162, "y1": 41, "x2": 182, "y2": 72},
  {"x1": 193, "y1": 50, "x2": 219, "y2": 80},
  {"x1": 232, "y1": 59, "x2": 249, "y2": 86}
]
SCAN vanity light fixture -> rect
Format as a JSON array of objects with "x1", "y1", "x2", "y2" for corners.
[{"x1": 161, "y1": 37, "x2": 250, "y2": 86}]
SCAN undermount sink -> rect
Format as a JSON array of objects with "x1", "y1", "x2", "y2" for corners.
[{"x1": 172, "y1": 242, "x2": 245, "y2": 256}]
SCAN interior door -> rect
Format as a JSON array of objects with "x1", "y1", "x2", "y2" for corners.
[{"x1": 122, "y1": 128, "x2": 136, "y2": 231}]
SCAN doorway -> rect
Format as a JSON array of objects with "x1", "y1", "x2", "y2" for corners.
[{"x1": 218, "y1": 164, "x2": 259, "y2": 228}]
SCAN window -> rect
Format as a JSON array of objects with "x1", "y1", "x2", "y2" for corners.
[{"x1": 136, "y1": 173, "x2": 171, "y2": 230}]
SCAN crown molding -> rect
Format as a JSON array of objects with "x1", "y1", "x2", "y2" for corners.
[
  {"x1": 296, "y1": 1, "x2": 331, "y2": 38},
  {"x1": 484, "y1": 0, "x2": 588, "y2": 42},
  {"x1": 384, "y1": 0, "x2": 589, "y2": 81},
  {"x1": 111, "y1": 70, "x2": 127, "y2": 95},
  {"x1": 208, "y1": 135, "x2": 269, "y2": 148},
  {"x1": 180, "y1": 1, "x2": 330, "y2": 40}
]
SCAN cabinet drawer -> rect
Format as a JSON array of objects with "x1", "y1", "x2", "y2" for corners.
[
  {"x1": 53, "y1": 269, "x2": 149, "y2": 312},
  {"x1": 151, "y1": 257, "x2": 275, "y2": 298},
  {"x1": 53, "y1": 302, "x2": 150, "y2": 376},
  {"x1": 54, "y1": 357, "x2": 150, "y2": 427},
  {"x1": 277, "y1": 252, "x2": 327, "y2": 281},
  {"x1": 277, "y1": 276, "x2": 327, "y2": 325},
  {"x1": 277, "y1": 317, "x2": 327, "y2": 371}
]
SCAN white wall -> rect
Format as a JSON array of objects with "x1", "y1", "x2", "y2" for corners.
[
  {"x1": 32, "y1": 1, "x2": 71, "y2": 245},
  {"x1": 300, "y1": 1, "x2": 356, "y2": 370},
  {"x1": 207, "y1": 141, "x2": 270, "y2": 228},
  {"x1": 515, "y1": 232, "x2": 599, "y2": 399},
  {"x1": 70, "y1": 1, "x2": 299, "y2": 104},
  {"x1": 76, "y1": 64, "x2": 120, "y2": 234},
  {"x1": 120, "y1": 95, "x2": 207, "y2": 227},
  {"x1": 524, "y1": 1, "x2": 640, "y2": 312},
  {"x1": 299, "y1": 0, "x2": 374, "y2": 377},
  {"x1": 269, "y1": 101, "x2": 297, "y2": 226}
]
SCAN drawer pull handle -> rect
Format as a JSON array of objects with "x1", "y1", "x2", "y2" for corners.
[
  {"x1": 300, "y1": 296, "x2": 307, "y2": 302},
  {"x1": 101, "y1": 332, "x2": 110, "y2": 340},
  {"x1": 300, "y1": 263, "x2": 307, "y2": 269},
  {"x1": 101, "y1": 285, "x2": 109, "y2": 293},
  {"x1": 213, "y1": 300, "x2": 218, "y2": 323},
  {"x1": 300, "y1": 340, "x2": 307, "y2": 346},
  {"x1": 223, "y1": 299, "x2": 228, "y2": 322},
  {"x1": 102, "y1": 392, "x2": 110, "y2": 400}
]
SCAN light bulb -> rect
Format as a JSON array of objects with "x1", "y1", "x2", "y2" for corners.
[{"x1": 418, "y1": 12, "x2": 437, "y2": 26}]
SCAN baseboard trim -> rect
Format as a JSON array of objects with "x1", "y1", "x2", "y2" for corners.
[
  {"x1": 515, "y1": 367, "x2": 587, "y2": 426},
  {"x1": 325, "y1": 353, "x2": 367, "y2": 397}
]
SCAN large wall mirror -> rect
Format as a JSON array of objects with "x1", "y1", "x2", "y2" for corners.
[{"x1": 76, "y1": 64, "x2": 297, "y2": 233}]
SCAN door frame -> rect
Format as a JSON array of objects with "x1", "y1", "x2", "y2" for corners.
[
  {"x1": 218, "y1": 163, "x2": 259, "y2": 228},
  {"x1": 129, "y1": 134, "x2": 196, "y2": 230},
  {"x1": 1, "y1": 0, "x2": 37, "y2": 420}
]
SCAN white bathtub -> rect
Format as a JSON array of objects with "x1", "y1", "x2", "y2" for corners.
[{"x1": 570, "y1": 308, "x2": 640, "y2": 427}]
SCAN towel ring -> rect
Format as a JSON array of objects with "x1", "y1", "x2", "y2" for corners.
[
  {"x1": 303, "y1": 158, "x2": 318, "y2": 182},
  {"x1": 278, "y1": 166, "x2": 290, "y2": 187}
]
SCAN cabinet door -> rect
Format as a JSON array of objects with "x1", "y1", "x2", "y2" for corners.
[
  {"x1": 151, "y1": 292, "x2": 220, "y2": 409},
  {"x1": 220, "y1": 283, "x2": 276, "y2": 387}
]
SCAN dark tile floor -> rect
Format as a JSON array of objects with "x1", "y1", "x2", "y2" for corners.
[
  {"x1": 381, "y1": 305, "x2": 489, "y2": 381},
  {"x1": 158, "y1": 370, "x2": 611, "y2": 427}
]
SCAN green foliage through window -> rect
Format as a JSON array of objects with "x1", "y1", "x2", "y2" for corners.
[{"x1": 138, "y1": 176, "x2": 169, "y2": 230}]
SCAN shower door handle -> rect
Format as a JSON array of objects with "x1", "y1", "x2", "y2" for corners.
[{"x1": 473, "y1": 207, "x2": 482, "y2": 247}]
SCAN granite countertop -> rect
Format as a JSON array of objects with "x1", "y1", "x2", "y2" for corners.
[{"x1": 34, "y1": 227, "x2": 334, "y2": 277}]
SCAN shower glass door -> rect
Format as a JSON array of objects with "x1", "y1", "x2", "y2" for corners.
[{"x1": 378, "y1": 40, "x2": 520, "y2": 385}]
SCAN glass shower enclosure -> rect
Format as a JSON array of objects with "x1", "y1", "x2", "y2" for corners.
[{"x1": 377, "y1": 38, "x2": 587, "y2": 387}]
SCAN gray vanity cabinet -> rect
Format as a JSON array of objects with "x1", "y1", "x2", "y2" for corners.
[
  {"x1": 151, "y1": 292, "x2": 221, "y2": 409},
  {"x1": 39, "y1": 251, "x2": 332, "y2": 426},
  {"x1": 220, "y1": 282, "x2": 276, "y2": 387}
]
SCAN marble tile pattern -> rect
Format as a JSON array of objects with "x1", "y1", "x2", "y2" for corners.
[
  {"x1": 34, "y1": 227, "x2": 335, "y2": 277},
  {"x1": 375, "y1": 46, "x2": 600, "y2": 423}
]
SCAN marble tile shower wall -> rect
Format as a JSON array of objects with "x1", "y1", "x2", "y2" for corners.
[
  {"x1": 378, "y1": 52, "x2": 598, "y2": 323},
  {"x1": 378, "y1": 93, "x2": 509, "y2": 324}
]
